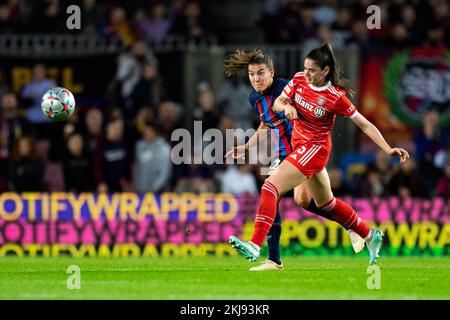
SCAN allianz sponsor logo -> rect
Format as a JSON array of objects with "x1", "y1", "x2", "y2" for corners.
[{"x1": 294, "y1": 93, "x2": 314, "y2": 112}]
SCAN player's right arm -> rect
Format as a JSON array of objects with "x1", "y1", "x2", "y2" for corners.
[
  {"x1": 246, "y1": 121, "x2": 269, "y2": 148},
  {"x1": 225, "y1": 121, "x2": 268, "y2": 159}
]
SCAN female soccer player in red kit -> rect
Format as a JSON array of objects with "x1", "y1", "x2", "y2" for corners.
[
  {"x1": 224, "y1": 48, "x2": 364, "y2": 270},
  {"x1": 229, "y1": 44, "x2": 410, "y2": 265}
]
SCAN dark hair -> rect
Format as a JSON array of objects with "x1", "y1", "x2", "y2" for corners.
[
  {"x1": 144, "y1": 119, "x2": 161, "y2": 133},
  {"x1": 224, "y1": 48, "x2": 274, "y2": 77},
  {"x1": 306, "y1": 43, "x2": 354, "y2": 96}
]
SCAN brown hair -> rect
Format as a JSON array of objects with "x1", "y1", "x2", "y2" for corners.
[
  {"x1": 306, "y1": 43, "x2": 354, "y2": 96},
  {"x1": 224, "y1": 48, "x2": 274, "y2": 77}
]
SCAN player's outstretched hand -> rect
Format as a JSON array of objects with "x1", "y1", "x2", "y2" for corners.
[
  {"x1": 225, "y1": 145, "x2": 247, "y2": 160},
  {"x1": 389, "y1": 147, "x2": 410, "y2": 163}
]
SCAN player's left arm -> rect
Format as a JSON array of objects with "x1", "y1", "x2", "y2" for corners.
[{"x1": 351, "y1": 111, "x2": 410, "y2": 163}]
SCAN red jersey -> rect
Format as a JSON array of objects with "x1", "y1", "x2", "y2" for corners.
[{"x1": 280, "y1": 72, "x2": 358, "y2": 149}]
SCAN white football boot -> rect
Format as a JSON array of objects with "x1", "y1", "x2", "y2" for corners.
[
  {"x1": 249, "y1": 260, "x2": 284, "y2": 271},
  {"x1": 348, "y1": 229, "x2": 365, "y2": 253}
]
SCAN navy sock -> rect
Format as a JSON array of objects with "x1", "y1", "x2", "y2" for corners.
[
  {"x1": 306, "y1": 199, "x2": 334, "y2": 221},
  {"x1": 267, "y1": 206, "x2": 282, "y2": 265}
]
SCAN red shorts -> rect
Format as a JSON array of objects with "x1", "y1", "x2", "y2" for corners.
[{"x1": 285, "y1": 142, "x2": 330, "y2": 179}]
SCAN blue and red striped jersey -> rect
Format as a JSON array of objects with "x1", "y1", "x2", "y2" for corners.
[{"x1": 248, "y1": 77, "x2": 293, "y2": 158}]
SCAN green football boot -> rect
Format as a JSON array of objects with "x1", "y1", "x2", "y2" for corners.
[{"x1": 229, "y1": 236, "x2": 260, "y2": 262}]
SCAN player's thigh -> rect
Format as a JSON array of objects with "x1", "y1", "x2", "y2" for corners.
[
  {"x1": 266, "y1": 160, "x2": 308, "y2": 195},
  {"x1": 293, "y1": 183, "x2": 312, "y2": 208},
  {"x1": 306, "y1": 168, "x2": 334, "y2": 206}
]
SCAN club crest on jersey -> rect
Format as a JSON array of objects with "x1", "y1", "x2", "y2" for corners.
[
  {"x1": 347, "y1": 105, "x2": 355, "y2": 113},
  {"x1": 314, "y1": 106, "x2": 325, "y2": 117},
  {"x1": 317, "y1": 98, "x2": 325, "y2": 105}
]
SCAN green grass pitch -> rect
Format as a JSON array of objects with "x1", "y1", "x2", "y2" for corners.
[{"x1": 0, "y1": 256, "x2": 449, "y2": 299}]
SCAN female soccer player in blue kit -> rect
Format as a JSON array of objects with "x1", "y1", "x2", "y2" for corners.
[{"x1": 224, "y1": 49, "x2": 364, "y2": 270}]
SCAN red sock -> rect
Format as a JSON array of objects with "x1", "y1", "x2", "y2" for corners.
[
  {"x1": 251, "y1": 181, "x2": 279, "y2": 247},
  {"x1": 318, "y1": 197, "x2": 371, "y2": 239}
]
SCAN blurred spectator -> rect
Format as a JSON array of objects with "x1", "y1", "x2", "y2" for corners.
[
  {"x1": 385, "y1": 23, "x2": 412, "y2": 49},
  {"x1": 260, "y1": 0, "x2": 287, "y2": 43},
  {"x1": 135, "y1": 3, "x2": 172, "y2": 44},
  {"x1": 49, "y1": 107, "x2": 83, "y2": 162},
  {"x1": 104, "y1": 6, "x2": 135, "y2": 46},
  {"x1": 0, "y1": 3, "x2": 14, "y2": 33},
  {"x1": 400, "y1": 5, "x2": 422, "y2": 46},
  {"x1": 115, "y1": 40, "x2": 159, "y2": 117},
  {"x1": 105, "y1": 105, "x2": 136, "y2": 156},
  {"x1": 354, "y1": 150, "x2": 396, "y2": 197},
  {"x1": 432, "y1": 0, "x2": 450, "y2": 31},
  {"x1": 313, "y1": 0, "x2": 337, "y2": 25},
  {"x1": 388, "y1": 159, "x2": 425, "y2": 198},
  {"x1": 21, "y1": 63, "x2": 55, "y2": 127},
  {"x1": 0, "y1": 92, "x2": 32, "y2": 158},
  {"x1": 221, "y1": 164, "x2": 258, "y2": 195},
  {"x1": 328, "y1": 167, "x2": 350, "y2": 197},
  {"x1": 175, "y1": 153, "x2": 216, "y2": 193},
  {"x1": 63, "y1": 132, "x2": 95, "y2": 192},
  {"x1": 158, "y1": 100, "x2": 183, "y2": 143},
  {"x1": 208, "y1": 115, "x2": 236, "y2": 169},
  {"x1": 135, "y1": 121, "x2": 172, "y2": 193},
  {"x1": 302, "y1": 23, "x2": 334, "y2": 59},
  {"x1": 414, "y1": 109, "x2": 449, "y2": 194},
  {"x1": 387, "y1": 0, "x2": 407, "y2": 25},
  {"x1": 371, "y1": 149, "x2": 396, "y2": 186},
  {"x1": 435, "y1": 163, "x2": 450, "y2": 198},
  {"x1": 130, "y1": 62, "x2": 161, "y2": 116},
  {"x1": 216, "y1": 78, "x2": 253, "y2": 131},
  {"x1": 414, "y1": 110, "x2": 448, "y2": 162},
  {"x1": 170, "y1": 0, "x2": 187, "y2": 17},
  {"x1": 83, "y1": 108, "x2": 103, "y2": 153},
  {"x1": 297, "y1": 3, "x2": 318, "y2": 42},
  {"x1": 434, "y1": 142, "x2": 450, "y2": 171},
  {"x1": 345, "y1": 20, "x2": 380, "y2": 56},
  {"x1": 81, "y1": 0, "x2": 104, "y2": 35},
  {"x1": 276, "y1": 0, "x2": 302, "y2": 43},
  {"x1": 193, "y1": 82, "x2": 221, "y2": 131},
  {"x1": 134, "y1": 106, "x2": 157, "y2": 135},
  {"x1": 425, "y1": 24, "x2": 446, "y2": 49},
  {"x1": 169, "y1": 0, "x2": 213, "y2": 43},
  {"x1": 7, "y1": 136, "x2": 45, "y2": 192},
  {"x1": 0, "y1": 92, "x2": 32, "y2": 190},
  {"x1": 94, "y1": 118, "x2": 131, "y2": 192},
  {"x1": 365, "y1": 170, "x2": 385, "y2": 197},
  {"x1": 331, "y1": 7, "x2": 352, "y2": 48}
]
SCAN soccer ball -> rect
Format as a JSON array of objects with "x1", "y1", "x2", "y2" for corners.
[{"x1": 41, "y1": 87, "x2": 76, "y2": 121}]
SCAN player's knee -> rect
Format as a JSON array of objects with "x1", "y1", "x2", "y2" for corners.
[
  {"x1": 264, "y1": 176, "x2": 277, "y2": 189},
  {"x1": 264, "y1": 175, "x2": 291, "y2": 198},
  {"x1": 294, "y1": 192, "x2": 310, "y2": 208}
]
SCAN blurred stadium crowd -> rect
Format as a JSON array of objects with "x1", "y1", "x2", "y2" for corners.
[
  {"x1": 1, "y1": 0, "x2": 449, "y2": 48},
  {"x1": 0, "y1": 0, "x2": 449, "y2": 198}
]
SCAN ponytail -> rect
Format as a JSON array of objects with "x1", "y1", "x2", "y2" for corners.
[
  {"x1": 224, "y1": 48, "x2": 274, "y2": 77},
  {"x1": 306, "y1": 43, "x2": 354, "y2": 97}
]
